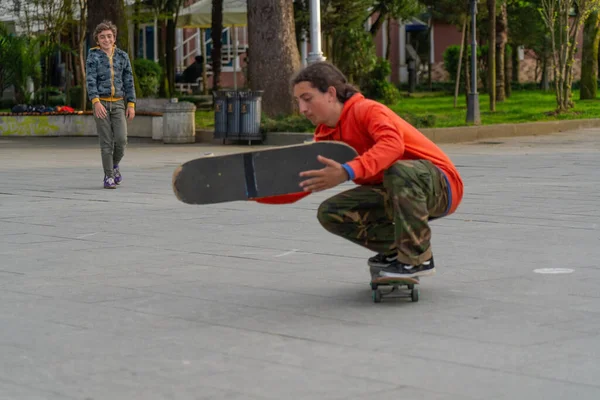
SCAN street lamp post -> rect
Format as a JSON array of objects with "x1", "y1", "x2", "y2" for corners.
[
  {"x1": 466, "y1": 0, "x2": 481, "y2": 124},
  {"x1": 307, "y1": 0, "x2": 326, "y2": 64}
]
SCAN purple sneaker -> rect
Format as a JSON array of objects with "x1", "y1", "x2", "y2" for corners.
[
  {"x1": 113, "y1": 165, "x2": 122, "y2": 184},
  {"x1": 104, "y1": 176, "x2": 116, "y2": 189}
]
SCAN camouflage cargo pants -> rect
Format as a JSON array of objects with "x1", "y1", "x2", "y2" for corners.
[{"x1": 317, "y1": 160, "x2": 450, "y2": 265}]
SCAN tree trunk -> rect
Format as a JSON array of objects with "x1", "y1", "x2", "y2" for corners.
[
  {"x1": 496, "y1": 1, "x2": 507, "y2": 102},
  {"x1": 133, "y1": 0, "x2": 141, "y2": 59},
  {"x1": 166, "y1": 19, "x2": 176, "y2": 96},
  {"x1": 580, "y1": 10, "x2": 600, "y2": 100},
  {"x1": 385, "y1": 16, "x2": 392, "y2": 61},
  {"x1": 505, "y1": 45, "x2": 512, "y2": 98},
  {"x1": 158, "y1": 21, "x2": 168, "y2": 97},
  {"x1": 247, "y1": 0, "x2": 301, "y2": 117},
  {"x1": 487, "y1": 0, "x2": 496, "y2": 110},
  {"x1": 464, "y1": 16, "x2": 471, "y2": 105},
  {"x1": 541, "y1": 35, "x2": 550, "y2": 91},
  {"x1": 512, "y1": 44, "x2": 520, "y2": 84},
  {"x1": 87, "y1": 0, "x2": 126, "y2": 50},
  {"x1": 211, "y1": 0, "x2": 224, "y2": 90}
]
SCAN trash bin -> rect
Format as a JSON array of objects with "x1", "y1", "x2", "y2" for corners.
[
  {"x1": 226, "y1": 91, "x2": 241, "y2": 139},
  {"x1": 239, "y1": 90, "x2": 263, "y2": 141},
  {"x1": 162, "y1": 99, "x2": 196, "y2": 144},
  {"x1": 213, "y1": 91, "x2": 228, "y2": 139}
]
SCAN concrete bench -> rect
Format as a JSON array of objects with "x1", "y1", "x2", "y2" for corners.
[
  {"x1": 0, "y1": 111, "x2": 164, "y2": 140},
  {"x1": 0, "y1": 99, "x2": 196, "y2": 143}
]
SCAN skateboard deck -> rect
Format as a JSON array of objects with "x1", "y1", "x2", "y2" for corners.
[
  {"x1": 172, "y1": 141, "x2": 358, "y2": 205},
  {"x1": 370, "y1": 276, "x2": 420, "y2": 303}
]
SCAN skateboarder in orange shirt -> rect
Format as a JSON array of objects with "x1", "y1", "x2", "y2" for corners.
[{"x1": 293, "y1": 62, "x2": 464, "y2": 279}]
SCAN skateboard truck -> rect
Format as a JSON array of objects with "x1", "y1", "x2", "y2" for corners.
[{"x1": 370, "y1": 277, "x2": 419, "y2": 303}]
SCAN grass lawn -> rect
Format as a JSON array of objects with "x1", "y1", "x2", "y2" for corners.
[
  {"x1": 195, "y1": 110, "x2": 215, "y2": 130},
  {"x1": 390, "y1": 89, "x2": 600, "y2": 128},
  {"x1": 192, "y1": 89, "x2": 600, "y2": 131}
]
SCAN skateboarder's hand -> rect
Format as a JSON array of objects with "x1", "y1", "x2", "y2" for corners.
[
  {"x1": 93, "y1": 102, "x2": 107, "y2": 119},
  {"x1": 299, "y1": 155, "x2": 348, "y2": 192}
]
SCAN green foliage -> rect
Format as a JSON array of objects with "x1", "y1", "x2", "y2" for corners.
[
  {"x1": 320, "y1": 0, "x2": 378, "y2": 85},
  {"x1": 332, "y1": 27, "x2": 378, "y2": 85},
  {"x1": 68, "y1": 86, "x2": 88, "y2": 109},
  {"x1": 361, "y1": 58, "x2": 402, "y2": 105},
  {"x1": 134, "y1": 58, "x2": 162, "y2": 97},
  {"x1": 443, "y1": 45, "x2": 462, "y2": 84},
  {"x1": 34, "y1": 87, "x2": 61, "y2": 104},
  {"x1": 419, "y1": 0, "x2": 468, "y2": 26},
  {"x1": 0, "y1": 29, "x2": 42, "y2": 104},
  {"x1": 139, "y1": 75, "x2": 160, "y2": 98},
  {"x1": 134, "y1": 58, "x2": 163, "y2": 80},
  {"x1": 506, "y1": 0, "x2": 548, "y2": 52},
  {"x1": 260, "y1": 113, "x2": 315, "y2": 133},
  {"x1": 367, "y1": 0, "x2": 424, "y2": 36},
  {"x1": 0, "y1": 99, "x2": 16, "y2": 109},
  {"x1": 443, "y1": 44, "x2": 482, "y2": 84}
]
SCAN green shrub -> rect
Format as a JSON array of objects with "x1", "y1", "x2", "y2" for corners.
[
  {"x1": 0, "y1": 98, "x2": 15, "y2": 109},
  {"x1": 443, "y1": 44, "x2": 482, "y2": 85},
  {"x1": 260, "y1": 113, "x2": 314, "y2": 133},
  {"x1": 399, "y1": 112, "x2": 437, "y2": 128},
  {"x1": 134, "y1": 59, "x2": 162, "y2": 97},
  {"x1": 134, "y1": 58, "x2": 162, "y2": 79},
  {"x1": 47, "y1": 94, "x2": 66, "y2": 106},
  {"x1": 361, "y1": 58, "x2": 401, "y2": 105},
  {"x1": 138, "y1": 75, "x2": 160, "y2": 98}
]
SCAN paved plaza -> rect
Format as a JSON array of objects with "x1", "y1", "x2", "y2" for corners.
[{"x1": 1, "y1": 130, "x2": 599, "y2": 400}]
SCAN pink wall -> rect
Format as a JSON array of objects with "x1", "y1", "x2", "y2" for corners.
[{"x1": 433, "y1": 22, "x2": 463, "y2": 64}]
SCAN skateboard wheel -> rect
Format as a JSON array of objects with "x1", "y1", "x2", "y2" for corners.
[
  {"x1": 373, "y1": 290, "x2": 382, "y2": 303},
  {"x1": 411, "y1": 289, "x2": 419, "y2": 302},
  {"x1": 407, "y1": 284, "x2": 415, "y2": 290},
  {"x1": 370, "y1": 283, "x2": 378, "y2": 290}
]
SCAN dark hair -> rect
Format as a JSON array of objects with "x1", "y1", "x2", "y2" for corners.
[{"x1": 291, "y1": 62, "x2": 360, "y2": 103}]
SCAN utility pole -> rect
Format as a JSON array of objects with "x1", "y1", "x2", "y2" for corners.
[{"x1": 307, "y1": 0, "x2": 326, "y2": 64}]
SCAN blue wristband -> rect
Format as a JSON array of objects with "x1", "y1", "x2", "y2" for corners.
[{"x1": 342, "y1": 163, "x2": 355, "y2": 181}]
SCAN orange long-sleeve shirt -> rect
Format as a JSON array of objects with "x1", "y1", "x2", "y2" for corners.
[{"x1": 314, "y1": 93, "x2": 463, "y2": 215}]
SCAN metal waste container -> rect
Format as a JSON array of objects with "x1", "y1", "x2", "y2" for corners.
[
  {"x1": 213, "y1": 91, "x2": 228, "y2": 138},
  {"x1": 239, "y1": 90, "x2": 263, "y2": 141},
  {"x1": 226, "y1": 91, "x2": 241, "y2": 138},
  {"x1": 213, "y1": 90, "x2": 263, "y2": 143}
]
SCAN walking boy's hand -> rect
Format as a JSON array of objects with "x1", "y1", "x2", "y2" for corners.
[
  {"x1": 93, "y1": 102, "x2": 107, "y2": 119},
  {"x1": 299, "y1": 155, "x2": 349, "y2": 192},
  {"x1": 126, "y1": 106, "x2": 135, "y2": 121}
]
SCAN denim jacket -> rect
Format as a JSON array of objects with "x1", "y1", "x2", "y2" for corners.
[{"x1": 86, "y1": 46, "x2": 136, "y2": 108}]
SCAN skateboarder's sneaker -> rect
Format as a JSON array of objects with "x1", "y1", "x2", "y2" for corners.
[
  {"x1": 113, "y1": 165, "x2": 122, "y2": 184},
  {"x1": 104, "y1": 176, "x2": 117, "y2": 189},
  {"x1": 368, "y1": 252, "x2": 399, "y2": 268},
  {"x1": 379, "y1": 257, "x2": 435, "y2": 279}
]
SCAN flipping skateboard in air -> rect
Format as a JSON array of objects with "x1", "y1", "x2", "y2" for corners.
[{"x1": 172, "y1": 141, "x2": 358, "y2": 205}]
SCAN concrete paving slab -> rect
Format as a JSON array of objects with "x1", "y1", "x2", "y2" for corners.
[{"x1": 1, "y1": 130, "x2": 599, "y2": 399}]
